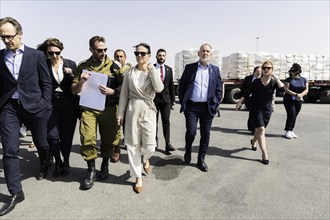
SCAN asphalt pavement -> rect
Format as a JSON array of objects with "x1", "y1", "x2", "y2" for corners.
[{"x1": 0, "y1": 100, "x2": 329, "y2": 219}]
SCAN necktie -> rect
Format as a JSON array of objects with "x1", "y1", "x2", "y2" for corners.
[{"x1": 160, "y1": 65, "x2": 164, "y2": 82}]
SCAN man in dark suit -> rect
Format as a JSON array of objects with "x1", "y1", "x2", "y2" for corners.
[
  {"x1": 179, "y1": 43, "x2": 222, "y2": 172},
  {"x1": 237, "y1": 66, "x2": 261, "y2": 133},
  {"x1": 0, "y1": 17, "x2": 52, "y2": 216},
  {"x1": 154, "y1": 49, "x2": 176, "y2": 154}
]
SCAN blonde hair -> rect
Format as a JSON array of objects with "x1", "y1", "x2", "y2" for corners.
[{"x1": 261, "y1": 60, "x2": 273, "y2": 68}]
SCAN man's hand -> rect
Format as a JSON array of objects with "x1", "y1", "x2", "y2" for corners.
[
  {"x1": 80, "y1": 71, "x2": 91, "y2": 82},
  {"x1": 99, "y1": 85, "x2": 115, "y2": 95}
]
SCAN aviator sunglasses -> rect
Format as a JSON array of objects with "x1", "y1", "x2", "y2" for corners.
[{"x1": 134, "y1": 51, "x2": 148, "y2": 57}]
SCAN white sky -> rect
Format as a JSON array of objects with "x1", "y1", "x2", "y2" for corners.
[{"x1": 1, "y1": 0, "x2": 329, "y2": 70}]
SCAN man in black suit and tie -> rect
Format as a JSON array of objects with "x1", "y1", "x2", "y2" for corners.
[
  {"x1": 237, "y1": 66, "x2": 261, "y2": 133},
  {"x1": 179, "y1": 43, "x2": 222, "y2": 172},
  {"x1": 154, "y1": 49, "x2": 176, "y2": 154},
  {"x1": 0, "y1": 17, "x2": 52, "y2": 216}
]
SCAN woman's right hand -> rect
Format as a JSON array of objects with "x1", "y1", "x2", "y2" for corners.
[{"x1": 236, "y1": 99, "x2": 243, "y2": 110}]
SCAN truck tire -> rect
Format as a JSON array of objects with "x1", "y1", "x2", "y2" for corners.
[
  {"x1": 227, "y1": 88, "x2": 241, "y2": 104},
  {"x1": 319, "y1": 89, "x2": 330, "y2": 103},
  {"x1": 304, "y1": 89, "x2": 318, "y2": 103}
]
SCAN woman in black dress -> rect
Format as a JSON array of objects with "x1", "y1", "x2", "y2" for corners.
[{"x1": 236, "y1": 60, "x2": 284, "y2": 165}]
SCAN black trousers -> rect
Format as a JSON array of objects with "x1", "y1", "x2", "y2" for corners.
[
  {"x1": 47, "y1": 105, "x2": 77, "y2": 163},
  {"x1": 184, "y1": 101, "x2": 214, "y2": 162},
  {"x1": 283, "y1": 98, "x2": 302, "y2": 131},
  {"x1": 155, "y1": 101, "x2": 172, "y2": 147},
  {"x1": 0, "y1": 100, "x2": 49, "y2": 194}
]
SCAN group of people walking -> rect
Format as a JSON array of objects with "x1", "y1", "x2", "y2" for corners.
[{"x1": 0, "y1": 16, "x2": 308, "y2": 216}]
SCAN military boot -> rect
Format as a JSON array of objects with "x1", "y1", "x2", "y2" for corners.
[
  {"x1": 99, "y1": 157, "x2": 109, "y2": 180},
  {"x1": 83, "y1": 159, "x2": 96, "y2": 190}
]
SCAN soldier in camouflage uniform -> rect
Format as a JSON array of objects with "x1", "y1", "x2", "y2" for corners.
[
  {"x1": 71, "y1": 36, "x2": 124, "y2": 190},
  {"x1": 110, "y1": 49, "x2": 131, "y2": 163}
]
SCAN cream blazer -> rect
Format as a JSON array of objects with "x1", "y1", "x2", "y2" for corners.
[{"x1": 117, "y1": 66, "x2": 164, "y2": 146}]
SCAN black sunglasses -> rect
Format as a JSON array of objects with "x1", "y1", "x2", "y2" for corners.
[
  {"x1": 47, "y1": 51, "x2": 61, "y2": 56},
  {"x1": 94, "y1": 48, "x2": 108, "y2": 53},
  {"x1": 134, "y1": 51, "x2": 148, "y2": 57},
  {"x1": 262, "y1": 66, "x2": 272, "y2": 70}
]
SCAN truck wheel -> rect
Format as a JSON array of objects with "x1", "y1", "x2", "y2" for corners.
[
  {"x1": 304, "y1": 89, "x2": 318, "y2": 103},
  {"x1": 227, "y1": 88, "x2": 241, "y2": 104},
  {"x1": 319, "y1": 89, "x2": 330, "y2": 103}
]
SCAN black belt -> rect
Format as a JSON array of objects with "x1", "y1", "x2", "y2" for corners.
[
  {"x1": 54, "y1": 91, "x2": 63, "y2": 98},
  {"x1": 187, "y1": 100, "x2": 207, "y2": 105},
  {"x1": 8, "y1": 98, "x2": 21, "y2": 105}
]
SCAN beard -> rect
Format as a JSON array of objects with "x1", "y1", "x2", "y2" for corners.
[{"x1": 157, "y1": 58, "x2": 165, "y2": 64}]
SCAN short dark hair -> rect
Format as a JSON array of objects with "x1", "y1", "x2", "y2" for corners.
[
  {"x1": 89, "y1": 36, "x2": 105, "y2": 48},
  {"x1": 114, "y1": 49, "x2": 126, "y2": 57},
  {"x1": 253, "y1": 66, "x2": 260, "y2": 73},
  {"x1": 37, "y1": 38, "x2": 64, "y2": 54},
  {"x1": 134, "y1": 43, "x2": 151, "y2": 54},
  {"x1": 289, "y1": 63, "x2": 302, "y2": 74},
  {"x1": 0, "y1": 17, "x2": 23, "y2": 34},
  {"x1": 157, "y1": 48, "x2": 166, "y2": 54}
]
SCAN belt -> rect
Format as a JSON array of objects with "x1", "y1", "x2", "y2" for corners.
[
  {"x1": 8, "y1": 98, "x2": 21, "y2": 105},
  {"x1": 54, "y1": 91, "x2": 63, "y2": 98},
  {"x1": 187, "y1": 100, "x2": 207, "y2": 105}
]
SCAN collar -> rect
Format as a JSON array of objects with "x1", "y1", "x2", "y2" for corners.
[
  {"x1": 156, "y1": 63, "x2": 165, "y2": 68},
  {"x1": 5, "y1": 43, "x2": 25, "y2": 54},
  {"x1": 198, "y1": 61, "x2": 209, "y2": 68}
]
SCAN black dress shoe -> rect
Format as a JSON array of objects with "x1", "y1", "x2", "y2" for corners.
[
  {"x1": 165, "y1": 145, "x2": 176, "y2": 152},
  {"x1": 36, "y1": 169, "x2": 48, "y2": 180},
  {"x1": 53, "y1": 161, "x2": 63, "y2": 178},
  {"x1": 197, "y1": 161, "x2": 208, "y2": 172},
  {"x1": 61, "y1": 162, "x2": 70, "y2": 176},
  {"x1": 99, "y1": 166, "x2": 109, "y2": 180},
  {"x1": 184, "y1": 152, "x2": 191, "y2": 164},
  {"x1": 0, "y1": 191, "x2": 25, "y2": 216}
]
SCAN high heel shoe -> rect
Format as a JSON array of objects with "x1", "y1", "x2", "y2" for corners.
[
  {"x1": 250, "y1": 139, "x2": 257, "y2": 151},
  {"x1": 261, "y1": 159, "x2": 269, "y2": 165},
  {"x1": 133, "y1": 180, "x2": 143, "y2": 193},
  {"x1": 143, "y1": 161, "x2": 150, "y2": 174}
]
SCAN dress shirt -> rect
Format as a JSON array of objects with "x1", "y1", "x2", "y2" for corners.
[
  {"x1": 155, "y1": 63, "x2": 165, "y2": 81},
  {"x1": 4, "y1": 44, "x2": 24, "y2": 99},
  {"x1": 190, "y1": 62, "x2": 209, "y2": 102}
]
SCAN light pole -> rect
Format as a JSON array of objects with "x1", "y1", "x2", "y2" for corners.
[{"x1": 256, "y1": 37, "x2": 259, "y2": 51}]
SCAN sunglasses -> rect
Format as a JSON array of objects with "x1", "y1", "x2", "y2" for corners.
[
  {"x1": 262, "y1": 66, "x2": 272, "y2": 70},
  {"x1": 47, "y1": 51, "x2": 61, "y2": 56},
  {"x1": 94, "y1": 48, "x2": 108, "y2": 53},
  {"x1": 134, "y1": 51, "x2": 148, "y2": 57}
]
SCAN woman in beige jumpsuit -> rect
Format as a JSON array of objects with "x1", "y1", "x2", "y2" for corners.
[{"x1": 117, "y1": 43, "x2": 163, "y2": 193}]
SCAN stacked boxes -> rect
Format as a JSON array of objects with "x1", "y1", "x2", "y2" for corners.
[
  {"x1": 174, "y1": 49, "x2": 221, "y2": 80},
  {"x1": 221, "y1": 52, "x2": 330, "y2": 81}
]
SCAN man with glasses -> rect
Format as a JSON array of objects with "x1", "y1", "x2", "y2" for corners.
[
  {"x1": 0, "y1": 17, "x2": 52, "y2": 216},
  {"x1": 72, "y1": 36, "x2": 124, "y2": 190}
]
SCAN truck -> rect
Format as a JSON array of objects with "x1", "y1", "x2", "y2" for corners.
[{"x1": 174, "y1": 51, "x2": 330, "y2": 104}]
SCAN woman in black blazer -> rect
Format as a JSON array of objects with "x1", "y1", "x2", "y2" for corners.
[{"x1": 37, "y1": 38, "x2": 79, "y2": 177}]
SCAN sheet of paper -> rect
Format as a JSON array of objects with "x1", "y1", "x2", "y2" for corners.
[{"x1": 79, "y1": 70, "x2": 108, "y2": 111}]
